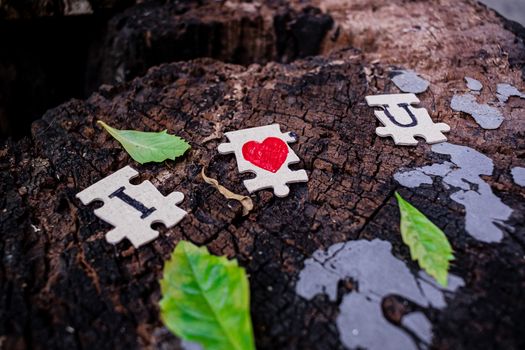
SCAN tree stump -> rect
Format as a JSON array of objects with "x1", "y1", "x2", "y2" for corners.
[
  {"x1": 85, "y1": 0, "x2": 333, "y2": 90},
  {"x1": 1, "y1": 0, "x2": 524, "y2": 349}
]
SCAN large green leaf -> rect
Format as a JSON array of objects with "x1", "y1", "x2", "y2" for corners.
[
  {"x1": 98, "y1": 120, "x2": 190, "y2": 164},
  {"x1": 395, "y1": 192, "x2": 454, "y2": 287},
  {"x1": 159, "y1": 241, "x2": 255, "y2": 350}
]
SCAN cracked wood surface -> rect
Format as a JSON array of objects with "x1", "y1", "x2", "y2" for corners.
[{"x1": 1, "y1": 0, "x2": 525, "y2": 349}]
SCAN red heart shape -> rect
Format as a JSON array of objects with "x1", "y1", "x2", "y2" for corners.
[{"x1": 242, "y1": 137, "x2": 289, "y2": 173}]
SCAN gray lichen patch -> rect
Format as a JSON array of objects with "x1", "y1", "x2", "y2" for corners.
[
  {"x1": 511, "y1": 167, "x2": 525, "y2": 187},
  {"x1": 181, "y1": 341, "x2": 203, "y2": 350},
  {"x1": 394, "y1": 162, "x2": 453, "y2": 188},
  {"x1": 450, "y1": 93, "x2": 503, "y2": 129},
  {"x1": 296, "y1": 239, "x2": 464, "y2": 350},
  {"x1": 401, "y1": 312, "x2": 433, "y2": 345},
  {"x1": 465, "y1": 77, "x2": 483, "y2": 91},
  {"x1": 391, "y1": 70, "x2": 430, "y2": 94},
  {"x1": 395, "y1": 143, "x2": 513, "y2": 243},
  {"x1": 496, "y1": 83, "x2": 525, "y2": 103}
]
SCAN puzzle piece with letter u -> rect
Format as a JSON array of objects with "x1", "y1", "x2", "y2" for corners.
[
  {"x1": 365, "y1": 93, "x2": 450, "y2": 145},
  {"x1": 218, "y1": 124, "x2": 308, "y2": 197},
  {"x1": 76, "y1": 166, "x2": 187, "y2": 248}
]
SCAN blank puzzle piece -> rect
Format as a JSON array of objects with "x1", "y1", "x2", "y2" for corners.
[
  {"x1": 76, "y1": 166, "x2": 187, "y2": 248},
  {"x1": 218, "y1": 124, "x2": 308, "y2": 197},
  {"x1": 366, "y1": 93, "x2": 450, "y2": 145}
]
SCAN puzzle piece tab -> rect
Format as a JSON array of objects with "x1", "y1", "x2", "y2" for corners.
[
  {"x1": 366, "y1": 93, "x2": 450, "y2": 145},
  {"x1": 218, "y1": 124, "x2": 308, "y2": 197},
  {"x1": 76, "y1": 166, "x2": 187, "y2": 248}
]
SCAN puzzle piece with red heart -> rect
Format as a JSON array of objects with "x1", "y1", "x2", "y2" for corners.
[{"x1": 218, "y1": 124, "x2": 308, "y2": 197}]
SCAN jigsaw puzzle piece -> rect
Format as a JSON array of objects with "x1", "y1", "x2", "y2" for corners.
[
  {"x1": 366, "y1": 93, "x2": 450, "y2": 146},
  {"x1": 418, "y1": 124, "x2": 450, "y2": 144},
  {"x1": 366, "y1": 93, "x2": 420, "y2": 108},
  {"x1": 76, "y1": 166, "x2": 187, "y2": 248},
  {"x1": 218, "y1": 124, "x2": 309, "y2": 197},
  {"x1": 376, "y1": 125, "x2": 418, "y2": 145},
  {"x1": 76, "y1": 166, "x2": 139, "y2": 205},
  {"x1": 106, "y1": 222, "x2": 159, "y2": 247},
  {"x1": 218, "y1": 124, "x2": 287, "y2": 156},
  {"x1": 244, "y1": 169, "x2": 308, "y2": 197},
  {"x1": 282, "y1": 131, "x2": 298, "y2": 143},
  {"x1": 217, "y1": 142, "x2": 235, "y2": 155},
  {"x1": 147, "y1": 191, "x2": 187, "y2": 228}
]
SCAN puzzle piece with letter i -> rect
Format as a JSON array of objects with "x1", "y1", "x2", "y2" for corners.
[
  {"x1": 76, "y1": 166, "x2": 187, "y2": 248},
  {"x1": 218, "y1": 124, "x2": 308, "y2": 197},
  {"x1": 365, "y1": 93, "x2": 450, "y2": 146}
]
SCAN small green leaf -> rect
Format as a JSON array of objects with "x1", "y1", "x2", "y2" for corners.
[
  {"x1": 159, "y1": 241, "x2": 255, "y2": 350},
  {"x1": 97, "y1": 120, "x2": 190, "y2": 164},
  {"x1": 395, "y1": 192, "x2": 454, "y2": 287}
]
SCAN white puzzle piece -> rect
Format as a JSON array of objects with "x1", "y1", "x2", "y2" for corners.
[
  {"x1": 76, "y1": 166, "x2": 187, "y2": 248},
  {"x1": 218, "y1": 124, "x2": 308, "y2": 197},
  {"x1": 365, "y1": 93, "x2": 450, "y2": 145}
]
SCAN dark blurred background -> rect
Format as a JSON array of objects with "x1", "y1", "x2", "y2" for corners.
[
  {"x1": 0, "y1": 0, "x2": 523, "y2": 139},
  {"x1": 0, "y1": 0, "x2": 135, "y2": 138}
]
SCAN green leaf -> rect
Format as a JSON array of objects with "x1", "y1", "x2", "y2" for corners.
[
  {"x1": 97, "y1": 120, "x2": 190, "y2": 164},
  {"x1": 395, "y1": 192, "x2": 454, "y2": 287},
  {"x1": 159, "y1": 241, "x2": 255, "y2": 350}
]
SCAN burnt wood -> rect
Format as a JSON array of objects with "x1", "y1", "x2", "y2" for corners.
[{"x1": 1, "y1": 0, "x2": 524, "y2": 349}]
